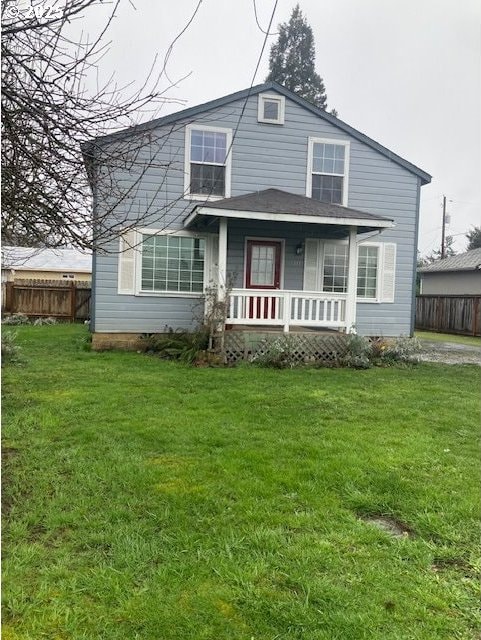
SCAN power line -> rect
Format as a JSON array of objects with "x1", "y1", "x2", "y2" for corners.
[
  {"x1": 162, "y1": 0, "x2": 204, "y2": 86},
  {"x1": 230, "y1": 0, "x2": 279, "y2": 145},
  {"x1": 252, "y1": 0, "x2": 279, "y2": 35}
]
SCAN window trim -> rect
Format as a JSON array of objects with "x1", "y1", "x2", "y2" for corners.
[
  {"x1": 306, "y1": 137, "x2": 350, "y2": 206},
  {"x1": 135, "y1": 229, "x2": 211, "y2": 298},
  {"x1": 317, "y1": 239, "x2": 382, "y2": 302},
  {"x1": 184, "y1": 124, "x2": 232, "y2": 201},
  {"x1": 257, "y1": 93, "x2": 285, "y2": 125}
]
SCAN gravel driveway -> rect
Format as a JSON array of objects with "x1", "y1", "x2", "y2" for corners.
[{"x1": 419, "y1": 340, "x2": 481, "y2": 366}]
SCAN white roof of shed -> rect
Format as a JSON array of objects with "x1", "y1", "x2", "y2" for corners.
[
  {"x1": 1, "y1": 246, "x2": 92, "y2": 273},
  {"x1": 418, "y1": 248, "x2": 481, "y2": 273}
]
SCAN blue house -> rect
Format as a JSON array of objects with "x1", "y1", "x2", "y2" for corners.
[{"x1": 84, "y1": 82, "x2": 431, "y2": 350}]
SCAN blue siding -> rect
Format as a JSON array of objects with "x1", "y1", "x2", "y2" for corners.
[{"x1": 93, "y1": 91, "x2": 422, "y2": 336}]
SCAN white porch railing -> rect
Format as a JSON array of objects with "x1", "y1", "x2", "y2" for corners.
[{"x1": 226, "y1": 288, "x2": 347, "y2": 332}]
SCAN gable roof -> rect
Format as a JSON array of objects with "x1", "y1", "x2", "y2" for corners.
[
  {"x1": 184, "y1": 188, "x2": 394, "y2": 233},
  {"x1": 418, "y1": 248, "x2": 481, "y2": 273},
  {"x1": 84, "y1": 81, "x2": 431, "y2": 186},
  {"x1": 2, "y1": 246, "x2": 92, "y2": 273}
]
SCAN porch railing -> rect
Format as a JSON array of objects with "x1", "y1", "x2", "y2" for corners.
[{"x1": 226, "y1": 288, "x2": 347, "y2": 331}]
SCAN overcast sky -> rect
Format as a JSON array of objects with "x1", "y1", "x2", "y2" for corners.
[{"x1": 86, "y1": 0, "x2": 480, "y2": 255}]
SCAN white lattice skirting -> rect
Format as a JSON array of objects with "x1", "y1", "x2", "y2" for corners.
[{"x1": 220, "y1": 332, "x2": 350, "y2": 365}]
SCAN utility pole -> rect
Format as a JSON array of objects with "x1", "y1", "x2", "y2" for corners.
[{"x1": 441, "y1": 195, "x2": 447, "y2": 259}]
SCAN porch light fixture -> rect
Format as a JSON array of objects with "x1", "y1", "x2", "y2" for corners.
[{"x1": 295, "y1": 242, "x2": 304, "y2": 256}]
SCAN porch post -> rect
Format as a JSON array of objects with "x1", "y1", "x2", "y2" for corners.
[
  {"x1": 345, "y1": 225, "x2": 358, "y2": 333},
  {"x1": 218, "y1": 217, "x2": 228, "y2": 301}
]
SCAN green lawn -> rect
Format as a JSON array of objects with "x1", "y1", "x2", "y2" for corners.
[
  {"x1": 2, "y1": 325, "x2": 480, "y2": 640},
  {"x1": 415, "y1": 331, "x2": 481, "y2": 347}
]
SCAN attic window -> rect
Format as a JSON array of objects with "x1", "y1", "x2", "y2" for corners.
[{"x1": 258, "y1": 94, "x2": 285, "y2": 124}]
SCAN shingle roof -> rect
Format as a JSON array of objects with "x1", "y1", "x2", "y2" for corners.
[
  {"x1": 83, "y1": 81, "x2": 431, "y2": 185},
  {"x1": 1, "y1": 246, "x2": 92, "y2": 273},
  {"x1": 192, "y1": 188, "x2": 392, "y2": 222},
  {"x1": 418, "y1": 248, "x2": 481, "y2": 273}
]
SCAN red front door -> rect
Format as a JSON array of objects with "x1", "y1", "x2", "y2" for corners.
[{"x1": 245, "y1": 240, "x2": 282, "y2": 319}]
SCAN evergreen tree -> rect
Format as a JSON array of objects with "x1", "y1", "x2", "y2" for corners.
[
  {"x1": 266, "y1": 4, "x2": 336, "y2": 113},
  {"x1": 465, "y1": 226, "x2": 481, "y2": 250},
  {"x1": 425, "y1": 236, "x2": 456, "y2": 263}
]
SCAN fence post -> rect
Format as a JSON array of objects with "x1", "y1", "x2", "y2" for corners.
[
  {"x1": 4, "y1": 281, "x2": 15, "y2": 313},
  {"x1": 70, "y1": 281, "x2": 77, "y2": 322}
]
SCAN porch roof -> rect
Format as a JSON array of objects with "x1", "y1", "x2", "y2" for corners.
[{"x1": 184, "y1": 189, "x2": 394, "y2": 232}]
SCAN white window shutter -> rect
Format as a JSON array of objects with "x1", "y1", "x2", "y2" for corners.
[
  {"x1": 205, "y1": 235, "x2": 219, "y2": 287},
  {"x1": 118, "y1": 230, "x2": 137, "y2": 294},
  {"x1": 303, "y1": 239, "x2": 319, "y2": 291},
  {"x1": 380, "y1": 243, "x2": 396, "y2": 302}
]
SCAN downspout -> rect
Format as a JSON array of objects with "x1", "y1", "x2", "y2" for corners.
[
  {"x1": 411, "y1": 178, "x2": 422, "y2": 336},
  {"x1": 90, "y1": 159, "x2": 97, "y2": 334}
]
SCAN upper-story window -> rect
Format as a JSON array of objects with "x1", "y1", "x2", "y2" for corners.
[
  {"x1": 184, "y1": 124, "x2": 232, "y2": 200},
  {"x1": 258, "y1": 94, "x2": 285, "y2": 125},
  {"x1": 307, "y1": 138, "x2": 350, "y2": 205}
]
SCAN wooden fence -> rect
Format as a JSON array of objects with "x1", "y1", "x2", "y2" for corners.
[
  {"x1": 2, "y1": 279, "x2": 91, "y2": 321},
  {"x1": 415, "y1": 295, "x2": 481, "y2": 336}
]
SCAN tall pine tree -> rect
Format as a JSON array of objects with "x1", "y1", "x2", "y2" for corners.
[{"x1": 266, "y1": 4, "x2": 336, "y2": 114}]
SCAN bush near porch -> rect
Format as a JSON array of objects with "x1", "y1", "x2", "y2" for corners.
[{"x1": 2, "y1": 325, "x2": 480, "y2": 640}]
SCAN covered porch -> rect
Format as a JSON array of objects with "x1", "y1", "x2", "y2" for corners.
[{"x1": 184, "y1": 189, "x2": 394, "y2": 333}]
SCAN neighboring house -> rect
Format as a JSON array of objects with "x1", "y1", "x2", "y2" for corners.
[
  {"x1": 1, "y1": 246, "x2": 92, "y2": 282},
  {"x1": 83, "y1": 82, "x2": 431, "y2": 348},
  {"x1": 418, "y1": 248, "x2": 481, "y2": 295}
]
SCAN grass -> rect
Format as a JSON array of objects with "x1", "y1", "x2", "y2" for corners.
[
  {"x1": 2, "y1": 324, "x2": 480, "y2": 640},
  {"x1": 415, "y1": 330, "x2": 481, "y2": 347}
]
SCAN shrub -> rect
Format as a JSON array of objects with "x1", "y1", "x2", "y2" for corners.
[
  {"x1": 340, "y1": 334, "x2": 373, "y2": 369},
  {"x1": 381, "y1": 336, "x2": 422, "y2": 365},
  {"x1": 2, "y1": 313, "x2": 30, "y2": 325},
  {"x1": 138, "y1": 329, "x2": 210, "y2": 364},
  {"x1": 33, "y1": 317, "x2": 57, "y2": 326},
  {"x1": 341, "y1": 334, "x2": 422, "y2": 369},
  {"x1": 2, "y1": 330, "x2": 20, "y2": 365},
  {"x1": 251, "y1": 336, "x2": 302, "y2": 369}
]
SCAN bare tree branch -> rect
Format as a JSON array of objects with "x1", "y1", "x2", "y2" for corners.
[{"x1": 1, "y1": 0, "x2": 200, "y2": 250}]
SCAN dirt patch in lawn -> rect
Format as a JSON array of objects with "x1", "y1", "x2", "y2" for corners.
[
  {"x1": 360, "y1": 514, "x2": 414, "y2": 538},
  {"x1": 431, "y1": 557, "x2": 477, "y2": 578}
]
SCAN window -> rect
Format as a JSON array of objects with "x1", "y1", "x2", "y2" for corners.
[
  {"x1": 185, "y1": 125, "x2": 232, "y2": 200},
  {"x1": 322, "y1": 244, "x2": 348, "y2": 292},
  {"x1": 141, "y1": 234, "x2": 205, "y2": 294},
  {"x1": 258, "y1": 94, "x2": 285, "y2": 124},
  {"x1": 321, "y1": 242, "x2": 379, "y2": 299},
  {"x1": 303, "y1": 239, "x2": 396, "y2": 303},
  {"x1": 307, "y1": 138, "x2": 350, "y2": 205},
  {"x1": 357, "y1": 246, "x2": 379, "y2": 298}
]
